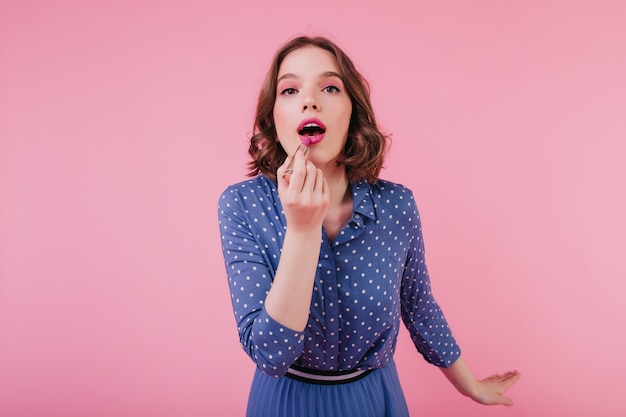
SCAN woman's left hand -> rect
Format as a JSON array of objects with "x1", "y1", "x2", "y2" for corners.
[
  {"x1": 468, "y1": 370, "x2": 521, "y2": 406},
  {"x1": 440, "y1": 357, "x2": 521, "y2": 406}
]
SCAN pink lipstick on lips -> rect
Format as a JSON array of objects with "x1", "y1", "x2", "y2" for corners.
[{"x1": 297, "y1": 118, "x2": 326, "y2": 146}]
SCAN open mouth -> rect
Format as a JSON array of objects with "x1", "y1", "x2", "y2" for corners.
[
  {"x1": 297, "y1": 119, "x2": 326, "y2": 145},
  {"x1": 298, "y1": 123, "x2": 326, "y2": 136}
]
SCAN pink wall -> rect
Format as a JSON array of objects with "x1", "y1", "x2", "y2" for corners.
[{"x1": 1, "y1": 0, "x2": 625, "y2": 416}]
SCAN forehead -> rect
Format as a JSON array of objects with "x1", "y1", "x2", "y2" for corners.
[{"x1": 277, "y1": 46, "x2": 340, "y2": 78}]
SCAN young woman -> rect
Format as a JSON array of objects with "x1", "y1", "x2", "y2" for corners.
[{"x1": 218, "y1": 36, "x2": 520, "y2": 417}]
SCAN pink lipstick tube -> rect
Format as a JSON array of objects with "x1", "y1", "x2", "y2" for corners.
[{"x1": 283, "y1": 142, "x2": 309, "y2": 178}]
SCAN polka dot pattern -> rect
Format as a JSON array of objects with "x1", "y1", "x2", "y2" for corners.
[{"x1": 218, "y1": 176, "x2": 460, "y2": 377}]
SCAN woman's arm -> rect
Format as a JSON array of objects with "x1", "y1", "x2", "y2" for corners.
[
  {"x1": 440, "y1": 356, "x2": 521, "y2": 406},
  {"x1": 264, "y1": 146, "x2": 329, "y2": 331},
  {"x1": 399, "y1": 189, "x2": 462, "y2": 367},
  {"x1": 262, "y1": 226, "x2": 323, "y2": 331},
  {"x1": 218, "y1": 146, "x2": 329, "y2": 377}
]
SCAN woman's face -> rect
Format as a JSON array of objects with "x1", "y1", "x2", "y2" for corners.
[{"x1": 273, "y1": 46, "x2": 352, "y2": 170}]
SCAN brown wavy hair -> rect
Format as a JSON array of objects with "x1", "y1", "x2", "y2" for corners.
[{"x1": 247, "y1": 36, "x2": 389, "y2": 184}]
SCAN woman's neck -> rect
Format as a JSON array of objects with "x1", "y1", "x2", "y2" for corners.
[
  {"x1": 323, "y1": 166, "x2": 351, "y2": 209},
  {"x1": 321, "y1": 166, "x2": 353, "y2": 242}
]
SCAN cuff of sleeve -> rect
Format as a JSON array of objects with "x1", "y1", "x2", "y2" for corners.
[
  {"x1": 431, "y1": 347, "x2": 462, "y2": 368},
  {"x1": 250, "y1": 309, "x2": 306, "y2": 377},
  {"x1": 411, "y1": 332, "x2": 462, "y2": 368}
]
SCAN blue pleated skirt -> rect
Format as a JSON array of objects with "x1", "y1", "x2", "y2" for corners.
[{"x1": 246, "y1": 360, "x2": 410, "y2": 417}]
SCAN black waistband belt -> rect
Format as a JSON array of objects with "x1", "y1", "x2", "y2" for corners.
[{"x1": 285, "y1": 364, "x2": 374, "y2": 385}]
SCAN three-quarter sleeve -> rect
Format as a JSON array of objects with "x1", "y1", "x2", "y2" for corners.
[
  {"x1": 399, "y1": 193, "x2": 461, "y2": 368},
  {"x1": 218, "y1": 185, "x2": 305, "y2": 377}
]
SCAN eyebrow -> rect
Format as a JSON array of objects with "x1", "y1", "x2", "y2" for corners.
[{"x1": 277, "y1": 71, "x2": 343, "y2": 83}]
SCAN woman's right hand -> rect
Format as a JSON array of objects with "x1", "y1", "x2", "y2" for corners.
[{"x1": 277, "y1": 145, "x2": 329, "y2": 233}]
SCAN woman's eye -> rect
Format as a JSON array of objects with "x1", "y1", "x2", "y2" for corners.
[
  {"x1": 280, "y1": 88, "x2": 298, "y2": 95},
  {"x1": 323, "y1": 85, "x2": 340, "y2": 93}
]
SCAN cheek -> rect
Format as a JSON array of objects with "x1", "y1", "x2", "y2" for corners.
[
  {"x1": 272, "y1": 104, "x2": 289, "y2": 137},
  {"x1": 340, "y1": 101, "x2": 353, "y2": 130}
]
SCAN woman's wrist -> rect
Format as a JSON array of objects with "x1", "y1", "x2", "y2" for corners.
[{"x1": 439, "y1": 357, "x2": 479, "y2": 398}]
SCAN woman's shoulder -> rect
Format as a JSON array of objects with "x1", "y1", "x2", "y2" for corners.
[
  {"x1": 220, "y1": 175, "x2": 277, "y2": 198},
  {"x1": 365, "y1": 179, "x2": 423, "y2": 222},
  {"x1": 218, "y1": 175, "x2": 281, "y2": 218},
  {"x1": 368, "y1": 178, "x2": 416, "y2": 200}
]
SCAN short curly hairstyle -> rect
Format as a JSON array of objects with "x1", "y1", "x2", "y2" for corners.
[{"x1": 247, "y1": 36, "x2": 389, "y2": 184}]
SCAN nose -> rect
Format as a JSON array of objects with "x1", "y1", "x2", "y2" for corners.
[{"x1": 302, "y1": 92, "x2": 320, "y2": 112}]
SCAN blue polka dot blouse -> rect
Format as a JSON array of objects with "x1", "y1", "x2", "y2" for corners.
[{"x1": 218, "y1": 175, "x2": 461, "y2": 378}]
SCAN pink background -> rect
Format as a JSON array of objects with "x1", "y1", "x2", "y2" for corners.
[{"x1": 1, "y1": 0, "x2": 625, "y2": 416}]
